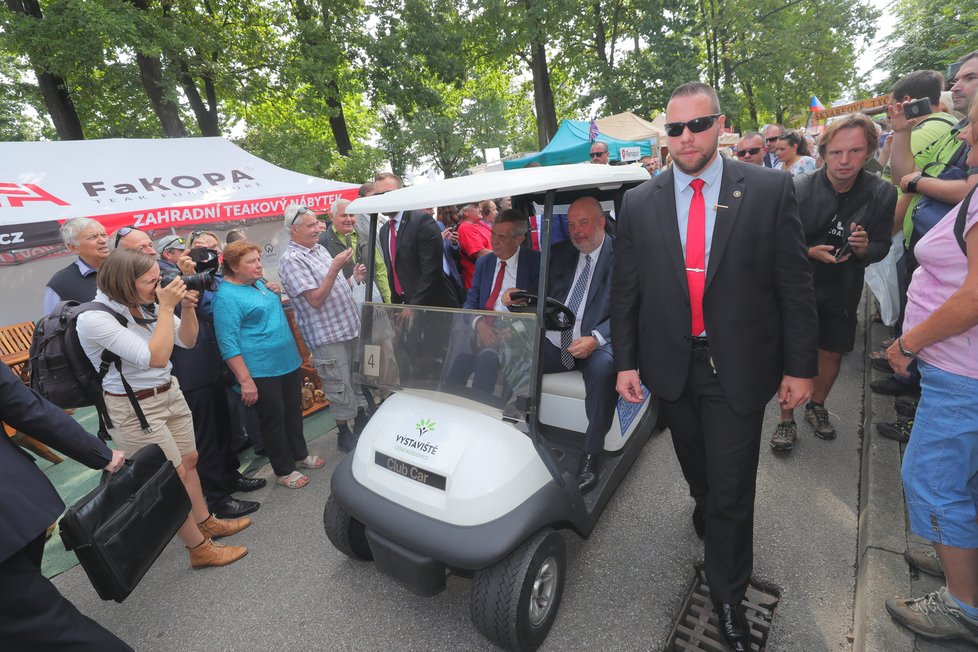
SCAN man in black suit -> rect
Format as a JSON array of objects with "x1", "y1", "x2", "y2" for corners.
[
  {"x1": 544, "y1": 197, "x2": 618, "y2": 493},
  {"x1": 375, "y1": 172, "x2": 461, "y2": 308},
  {"x1": 612, "y1": 82, "x2": 817, "y2": 652},
  {"x1": 0, "y1": 364, "x2": 131, "y2": 650}
]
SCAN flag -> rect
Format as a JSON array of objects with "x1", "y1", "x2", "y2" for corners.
[
  {"x1": 810, "y1": 96, "x2": 825, "y2": 112},
  {"x1": 588, "y1": 116, "x2": 599, "y2": 142}
]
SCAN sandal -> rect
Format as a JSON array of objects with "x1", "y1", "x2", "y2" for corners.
[
  {"x1": 275, "y1": 471, "x2": 309, "y2": 489},
  {"x1": 295, "y1": 455, "x2": 325, "y2": 469},
  {"x1": 869, "y1": 350, "x2": 888, "y2": 360},
  {"x1": 881, "y1": 337, "x2": 895, "y2": 348}
]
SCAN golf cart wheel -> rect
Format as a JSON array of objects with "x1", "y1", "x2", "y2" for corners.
[
  {"x1": 470, "y1": 528, "x2": 566, "y2": 651},
  {"x1": 323, "y1": 494, "x2": 373, "y2": 561}
]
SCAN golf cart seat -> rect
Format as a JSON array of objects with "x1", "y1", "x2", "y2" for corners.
[
  {"x1": 541, "y1": 371, "x2": 586, "y2": 400},
  {"x1": 539, "y1": 371, "x2": 643, "y2": 454}
]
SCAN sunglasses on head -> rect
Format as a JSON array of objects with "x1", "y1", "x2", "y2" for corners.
[
  {"x1": 114, "y1": 226, "x2": 135, "y2": 247},
  {"x1": 288, "y1": 205, "x2": 310, "y2": 226},
  {"x1": 735, "y1": 147, "x2": 762, "y2": 157},
  {"x1": 664, "y1": 114, "x2": 722, "y2": 138}
]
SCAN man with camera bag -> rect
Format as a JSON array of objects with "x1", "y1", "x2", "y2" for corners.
[
  {"x1": 0, "y1": 363, "x2": 131, "y2": 650},
  {"x1": 770, "y1": 113, "x2": 896, "y2": 451}
]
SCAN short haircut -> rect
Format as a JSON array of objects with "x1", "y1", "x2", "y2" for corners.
[
  {"x1": 817, "y1": 113, "x2": 879, "y2": 160},
  {"x1": 958, "y1": 50, "x2": 978, "y2": 65},
  {"x1": 777, "y1": 130, "x2": 811, "y2": 157},
  {"x1": 221, "y1": 241, "x2": 261, "y2": 277},
  {"x1": 97, "y1": 248, "x2": 157, "y2": 307},
  {"x1": 638, "y1": 155, "x2": 652, "y2": 163},
  {"x1": 358, "y1": 182, "x2": 374, "y2": 198},
  {"x1": 741, "y1": 131, "x2": 763, "y2": 142},
  {"x1": 332, "y1": 198, "x2": 351, "y2": 215},
  {"x1": 891, "y1": 70, "x2": 944, "y2": 104},
  {"x1": 763, "y1": 123, "x2": 785, "y2": 135},
  {"x1": 60, "y1": 217, "x2": 103, "y2": 247},
  {"x1": 225, "y1": 229, "x2": 246, "y2": 244},
  {"x1": 283, "y1": 203, "x2": 314, "y2": 230},
  {"x1": 493, "y1": 209, "x2": 529, "y2": 236},
  {"x1": 670, "y1": 82, "x2": 721, "y2": 113},
  {"x1": 373, "y1": 172, "x2": 403, "y2": 188},
  {"x1": 590, "y1": 141, "x2": 609, "y2": 152}
]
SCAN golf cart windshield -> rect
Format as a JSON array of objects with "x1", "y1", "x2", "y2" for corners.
[{"x1": 355, "y1": 302, "x2": 538, "y2": 419}]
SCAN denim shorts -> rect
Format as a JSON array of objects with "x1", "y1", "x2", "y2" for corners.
[{"x1": 902, "y1": 361, "x2": 978, "y2": 548}]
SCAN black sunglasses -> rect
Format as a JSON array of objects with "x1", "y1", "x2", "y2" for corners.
[
  {"x1": 114, "y1": 226, "x2": 135, "y2": 247},
  {"x1": 765, "y1": 136, "x2": 780, "y2": 143},
  {"x1": 735, "y1": 147, "x2": 762, "y2": 157},
  {"x1": 589, "y1": 151, "x2": 608, "y2": 158},
  {"x1": 664, "y1": 114, "x2": 722, "y2": 137}
]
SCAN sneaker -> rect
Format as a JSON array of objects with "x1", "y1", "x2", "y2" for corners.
[
  {"x1": 904, "y1": 545, "x2": 945, "y2": 578},
  {"x1": 894, "y1": 398, "x2": 917, "y2": 419},
  {"x1": 876, "y1": 419, "x2": 913, "y2": 443},
  {"x1": 198, "y1": 514, "x2": 251, "y2": 540},
  {"x1": 805, "y1": 403, "x2": 836, "y2": 440},
  {"x1": 188, "y1": 538, "x2": 248, "y2": 569},
  {"x1": 770, "y1": 420, "x2": 797, "y2": 451},
  {"x1": 885, "y1": 587, "x2": 978, "y2": 645},
  {"x1": 871, "y1": 376, "x2": 920, "y2": 397}
]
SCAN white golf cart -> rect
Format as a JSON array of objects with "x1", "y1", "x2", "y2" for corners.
[{"x1": 323, "y1": 164, "x2": 657, "y2": 651}]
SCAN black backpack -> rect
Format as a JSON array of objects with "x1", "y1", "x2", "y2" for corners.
[
  {"x1": 955, "y1": 184, "x2": 977, "y2": 256},
  {"x1": 28, "y1": 301, "x2": 149, "y2": 440}
]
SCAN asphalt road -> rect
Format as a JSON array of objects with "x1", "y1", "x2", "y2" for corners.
[{"x1": 53, "y1": 324, "x2": 868, "y2": 651}]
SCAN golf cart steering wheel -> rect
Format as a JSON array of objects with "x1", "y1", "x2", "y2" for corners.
[{"x1": 508, "y1": 291, "x2": 575, "y2": 332}]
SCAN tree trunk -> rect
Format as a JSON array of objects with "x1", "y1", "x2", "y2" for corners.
[
  {"x1": 136, "y1": 53, "x2": 188, "y2": 137},
  {"x1": 177, "y1": 61, "x2": 220, "y2": 136},
  {"x1": 327, "y1": 81, "x2": 353, "y2": 156},
  {"x1": 6, "y1": 0, "x2": 85, "y2": 139},
  {"x1": 529, "y1": 41, "x2": 558, "y2": 149},
  {"x1": 743, "y1": 79, "x2": 759, "y2": 126}
]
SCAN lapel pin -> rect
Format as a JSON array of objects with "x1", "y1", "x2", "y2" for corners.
[{"x1": 733, "y1": 190, "x2": 743, "y2": 198}]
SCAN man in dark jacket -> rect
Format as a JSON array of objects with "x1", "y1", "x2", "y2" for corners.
[
  {"x1": 0, "y1": 364, "x2": 130, "y2": 650},
  {"x1": 770, "y1": 113, "x2": 897, "y2": 451},
  {"x1": 42, "y1": 218, "x2": 110, "y2": 314}
]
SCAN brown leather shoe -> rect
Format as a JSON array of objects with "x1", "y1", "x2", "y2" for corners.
[
  {"x1": 187, "y1": 538, "x2": 248, "y2": 569},
  {"x1": 198, "y1": 514, "x2": 251, "y2": 540}
]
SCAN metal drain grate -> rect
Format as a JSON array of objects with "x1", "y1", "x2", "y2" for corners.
[{"x1": 666, "y1": 567, "x2": 779, "y2": 651}]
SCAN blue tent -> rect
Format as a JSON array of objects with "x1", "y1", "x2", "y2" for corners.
[{"x1": 504, "y1": 119, "x2": 654, "y2": 169}]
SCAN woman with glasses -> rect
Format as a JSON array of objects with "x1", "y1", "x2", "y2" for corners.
[
  {"x1": 75, "y1": 248, "x2": 250, "y2": 569},
  {"x1": 775, "y1": 131, "x2": 817, "y2": 176},
  {"x1": 213, "y1": 241, "x2": 324, "y2": 489}
]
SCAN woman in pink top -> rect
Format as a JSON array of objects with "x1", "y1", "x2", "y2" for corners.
[{"x1": 884, "y1": 93, "x2": 978, "y2": 645}]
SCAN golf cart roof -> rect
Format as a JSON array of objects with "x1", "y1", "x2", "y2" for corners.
[{"x1": 348, "y1": 163, "x2": 650, "y2": 214}]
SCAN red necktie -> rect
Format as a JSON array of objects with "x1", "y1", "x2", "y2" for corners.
[
  {"x1": 485, "y1": 261, "x2": 507, "y2": 310},
  {"x1": 686, "y1": 179, "x2": 706, "y2": 336},
  {"x1": 389, "y1": 219, "x2": 403, "y2": 296}
]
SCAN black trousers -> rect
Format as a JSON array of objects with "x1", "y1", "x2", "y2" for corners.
[
  {"x1": 183, "y1": 382, "x2": 240, "y2": 509},
  {"x1": 541, "y1": 340, "x2": 617, "y2": 455},
  {"x1": 253, "y1": 369, "x2": 308, "y2": 477},
  {"x1": 660, "y1": 351, "x2": 765, "y2": 604},
  {"x1": 0, "y1": 534, "x2": 132, "y2": 651}
]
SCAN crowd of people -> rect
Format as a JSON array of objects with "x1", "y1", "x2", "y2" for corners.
[{"x1": 4, "y1": 51, "x2": 976, "y2": 650}]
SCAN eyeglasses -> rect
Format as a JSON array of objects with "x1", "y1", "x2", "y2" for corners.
[
  {"x1": 589, "y1": 151, "x2": 608, "y2": 158},
  {"x1": 735, "y1": 147, "x2": 762, "y2": 157},
  {"x1": 114, "y1": 226, "x2": 135, "y2": 247},
  {"x1": 288, "y1": 205, "x2": 309, "y2": 227},
  {"x1": 664, "y1": 114, "x2": 722, "y2": 137}
]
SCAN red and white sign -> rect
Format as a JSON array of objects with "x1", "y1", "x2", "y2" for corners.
[{"x1": 0, "y1": 137, "x2": 358, "y2": 253}]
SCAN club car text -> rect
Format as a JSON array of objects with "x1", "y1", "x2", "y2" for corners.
[{"x1": 375, "y1": 452, "x2": 446, "y2": 490}]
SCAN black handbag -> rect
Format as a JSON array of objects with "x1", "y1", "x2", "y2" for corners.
[{"x1": 59, "y1": 444, "x2": 191, "y2": 603}]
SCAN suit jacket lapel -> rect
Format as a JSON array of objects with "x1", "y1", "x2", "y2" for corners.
[
  {"x1": 705, "y1": 161, "x2": 746, "y2": 290},
  {"x1": 585, "y1": 236, "x2": 612, "y2": 306},
  {"x1": 651, "y1": 169, "x2": 687, "y2": 295}
]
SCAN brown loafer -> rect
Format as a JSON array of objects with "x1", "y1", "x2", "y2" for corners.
[
  {"x1": 187, "y1": 538, "x2": 248, "y2": 569},
  {"x1": 198, "y1": 514, "x2": 251, "y2": 540}
]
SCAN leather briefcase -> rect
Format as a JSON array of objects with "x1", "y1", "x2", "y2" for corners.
[{"x1": 60, "y1": 443, "x2": 191, "y2": 602}]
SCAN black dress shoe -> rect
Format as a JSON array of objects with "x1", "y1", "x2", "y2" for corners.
[
  {"x1": 692, "y1": 505, "x2": 705, "y2": 539},
  {"x1": 870, "y1": 356, "x2": 894, "y2": 373},
  {"x1": 232, "y1": 476, "x2": 267, "y2": 493},
  {"x1": 713, "y1": 601, "x2": 750, "y2": 652},
  {"x1": 576, "y1": 453, "x2": 601, "y2": 494},
  {"x1": 353, "y1": 409, "x2": 370, "y2": 434},
  {"x1": 870, "y1": 376, "x2": 920, "y2": 397},
  {"x1": 211, "y1": 496, "x2": 260, "y2": 519}
]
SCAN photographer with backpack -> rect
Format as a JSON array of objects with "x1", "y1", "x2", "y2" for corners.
[{"x1": 75, "y1": 248, "x2": 249, "y2": 569}]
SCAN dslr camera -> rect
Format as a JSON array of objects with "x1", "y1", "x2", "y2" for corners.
[{"x1": 159, "y1": 248, "x2": 220, "y2": 292}]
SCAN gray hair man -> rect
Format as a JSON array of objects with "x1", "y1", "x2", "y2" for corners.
[
  {"x1": 43, "y1": 217, "x2": 109, "y2": 313},
  {"x1": 278, "y1": 203, "x2": 368, "y2": 451}
]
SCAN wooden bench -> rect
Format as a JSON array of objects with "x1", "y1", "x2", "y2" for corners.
[{"x1": 0, "y1": 320, "x2": 64, "y2": 464}]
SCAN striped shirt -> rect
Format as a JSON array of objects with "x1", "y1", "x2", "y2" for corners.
[{"x1": 278, "y1": 240, "x2": 361, "y2": 347}]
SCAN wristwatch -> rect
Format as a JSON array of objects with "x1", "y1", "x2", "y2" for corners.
[
  {"x1": 897, "y1": 336, "x2": 916, "y2": 359},
  {"x1": 907, "y1": 174, "x2": 923, "y2": 194}
]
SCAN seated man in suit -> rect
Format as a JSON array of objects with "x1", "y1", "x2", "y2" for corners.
[
  {"x1": 447, "y1": 210, "x2": 540, "y2": 393},
  {"x1": 543, "y1": 197, "x2": 617, "y2": 493}
]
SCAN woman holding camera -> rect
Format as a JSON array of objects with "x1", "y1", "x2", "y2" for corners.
[
  {"x1": 214, "y1": 242, "x2": 324, "y2": 489},
  {"x1": 76, "y1": 248, "x2": 249, "y2": 569}
]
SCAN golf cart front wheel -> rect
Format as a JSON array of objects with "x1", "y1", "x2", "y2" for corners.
[
  {"x1": 470, "y1": 528, "x2": 566, "y2": 651},
  {"x1": 323, "y1": 494, "x2": 373, "y2": 561}
]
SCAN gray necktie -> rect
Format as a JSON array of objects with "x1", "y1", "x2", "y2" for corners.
[{"x1": 561, "y1": 254, "x2": 592, "y2": 369}]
